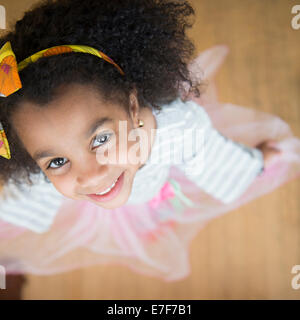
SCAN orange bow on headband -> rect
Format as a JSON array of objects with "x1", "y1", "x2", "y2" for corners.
[{"x1": 0, "y1": 41, "x2": 125, "y2": 160}]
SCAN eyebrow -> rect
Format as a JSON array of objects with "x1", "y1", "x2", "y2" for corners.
[{"x1": 33, "y1": 117, "x2": 113, "y2": 161}]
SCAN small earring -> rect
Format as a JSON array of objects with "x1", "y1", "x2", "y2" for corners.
[{"x1": 138, "y1": 119, "x2": 144, "y2": 127}]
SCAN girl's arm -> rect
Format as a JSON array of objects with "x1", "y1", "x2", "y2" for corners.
[
  {"x1": 175, "y1": 101, "x2": 264, "y2": 204},
  {"x1": 0, "y1": 173, "x2": 64, "y2": 233}
]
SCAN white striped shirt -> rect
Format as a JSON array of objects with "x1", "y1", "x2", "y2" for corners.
[
  {"x1": 127, "y1": 98, "x2": 264, "y2": 204},
  {"x1": 0, "y1": 98, "x2": 264, "y2": 233},
  {"x1": 0, "y1": 173, "x2": 65, "y2": 233}
]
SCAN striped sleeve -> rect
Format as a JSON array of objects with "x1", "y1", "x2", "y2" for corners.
[
  {"x1": 0, "y1": 173, "x2": 65, "y2": 233},
  {"x1": 175, "y1": 101, "x2": 264, "y2": 204}
]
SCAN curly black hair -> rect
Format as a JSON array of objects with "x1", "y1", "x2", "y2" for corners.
[{"x1": 0, "y1": 0, "x2": 206, "y2": 187}]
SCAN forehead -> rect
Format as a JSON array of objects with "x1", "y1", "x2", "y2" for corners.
[
  {"x1": 14, "y1": 84, "x2": 126, "y2": 125},
  {"x1": 13, "y1": 84, "x2": 129, "y2": 131},
  {"x1": 11, "y1": 84, "x2": 128, "y2": 153}
]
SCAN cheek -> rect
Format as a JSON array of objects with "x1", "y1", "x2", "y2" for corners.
[
  {"x1": 126, "y1": 128, "x2": 146, "y2": 167},
  {"x1": 50, "y1": 177, "x2": 75, "y2": 198},
  {"x1": 114, "y1": 130, "x2": 137, "y2": 167}
]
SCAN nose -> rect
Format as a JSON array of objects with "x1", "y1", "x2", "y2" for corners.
[{"x1": 76, "y1": 160, "x2": 109, "y2": 192}]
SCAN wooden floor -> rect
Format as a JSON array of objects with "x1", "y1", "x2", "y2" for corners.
[{"x1": 1, "y1": 0, "x2": 299, "y2": 299}]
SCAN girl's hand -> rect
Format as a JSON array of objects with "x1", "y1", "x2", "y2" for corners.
[{"x1": 255, "y1": 139, "x2": 282, "y2": 169}]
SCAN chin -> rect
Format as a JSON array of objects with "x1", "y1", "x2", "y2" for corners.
[{"x1": 91, "y1": 199, "x2": 126, "y2": 210}]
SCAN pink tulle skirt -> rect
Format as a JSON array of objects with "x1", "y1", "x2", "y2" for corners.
[{"x1": 0, "y1": 45, "x2": 299, "y2": 281}]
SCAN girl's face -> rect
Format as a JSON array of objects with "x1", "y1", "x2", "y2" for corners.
[{"x1": 11, "y1": 84, "x2": 157, "y2": 209}]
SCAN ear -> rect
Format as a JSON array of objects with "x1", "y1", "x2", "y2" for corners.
[{"x1": 128, "y1": 87, "x2": 140, "y2": 128}]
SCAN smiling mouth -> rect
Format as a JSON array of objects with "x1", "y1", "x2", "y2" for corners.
[
  {"x1": 96, "y1": 178, "x2": 119, "y2": 195},
  {"x1": 86, "y1": 171, "x2": 125, "y2": 203}
]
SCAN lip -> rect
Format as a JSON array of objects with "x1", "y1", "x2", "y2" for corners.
[
  {"x1": 91, "y1": 175, "x2": 120, "y2": 195},
  {"x1": 87, "y1": 171, "x2": 125, "y2": 202}
]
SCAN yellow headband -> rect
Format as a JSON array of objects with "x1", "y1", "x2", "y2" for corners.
[{"x1": 0, "y1": 41, "x2": 125, "y2": 160}]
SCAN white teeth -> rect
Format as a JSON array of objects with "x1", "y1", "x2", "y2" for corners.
[{"x1": 95, "y1": 177, "x2": 119, "y2": 195}]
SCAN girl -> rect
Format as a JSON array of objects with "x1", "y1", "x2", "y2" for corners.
[{"x1": 0, "y1": 0, "x2": 299, "y2": 283}]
